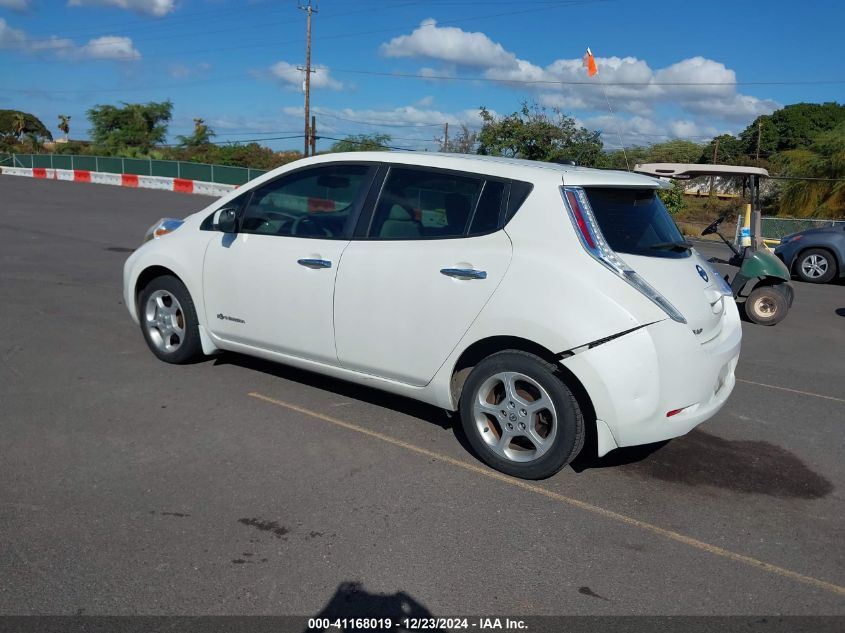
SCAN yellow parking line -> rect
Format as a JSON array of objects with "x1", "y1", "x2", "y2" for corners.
[
  {"x1": 248, "y1": 391, "x2": 845, "y2": 597},
  {"x1": 737, "y1": 379, "x2": 845, "y2": 404}
]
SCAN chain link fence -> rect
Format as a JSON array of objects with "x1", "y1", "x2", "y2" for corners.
[
  {"x1": 761, "y1": 217, "x2": 845, "y2": 241},
  {"x1": 0, "y1": 153, "x2": 267, "y2": 186}
]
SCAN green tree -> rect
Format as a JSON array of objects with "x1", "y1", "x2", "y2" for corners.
[
  {"x1": 329, "y1": 133, "x2": 391, "y2": 152},
  {"x1": 0, "y1": 110, "x2": 52, "y2": 141},
  {"x1": 12, "y1": 112, "x2": 25, "y2": 139},
  {"x1": 644, "y1": 139, "x2": 704, "y2": 164},
  {"x1": 476, "y1": 102, "x2": 604, "y2": 166},
  {"x1": 605, "y1": 139, "x2": 706, "y2": 170},
  {"x1": 776, "y1": 122, "x2": 845, "y2": 218},
  {"x1": 699, "y1": 134, "x2": 746, "y2": 165},
  {"x1": 738, "y1": 102, "x2": 845, "y2": 157},
  {"x1": 657, "y1": 180, "x2": 686, "y2": 215},
  {"x1": 177, "y1": 118, "x2": 215, "y2": 147},
  {"x1": 87, "y1": 100, "x2": 173, "y2": 153},
  {"x1": 436, "y1": 123, "x2": 479, "y2": 154},
  {"x1": 58, "y1": 114, "x2": 71, "y2": 140}
]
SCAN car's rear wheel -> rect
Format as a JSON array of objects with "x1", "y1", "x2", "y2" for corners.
[
  {"x1": 796, "y1": 248, "x2": 836, "y2": 284},
  {"x1": 138, "y1": 275, "x2": 203, "y2": 364},
  {"x1": 459, "y1": 351, "x2": 584, "y2": 479}
]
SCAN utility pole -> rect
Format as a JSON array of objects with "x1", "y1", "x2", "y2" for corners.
[
  {"x1": 298, "y1": 1, "x2": 317, "y2": 157},
  {"x1": 756, "y1": 119, "x2": 762, "y2": 164},
  {"x1": 443, "y1": 122, "x2": 449, "y2": 152},
  {"x1": 709, "y1": 136, "x2": 720, "y2": 198},
  {"x1": 311, "y1": 114, "x2": 317, "y2": 156}
]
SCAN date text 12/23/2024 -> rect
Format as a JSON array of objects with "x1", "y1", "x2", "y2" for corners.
[{"x1": 307, "y1": 617, "x2": 528, "y2": 630}]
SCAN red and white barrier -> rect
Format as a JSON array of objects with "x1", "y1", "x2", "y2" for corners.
[{"x1": 0, "y1": 166, "x2": 237, "y2": 198}]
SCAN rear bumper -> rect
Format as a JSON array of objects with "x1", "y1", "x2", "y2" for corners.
[{"x1": 561, "y1": 300, "x2": 742, "y2": 454}]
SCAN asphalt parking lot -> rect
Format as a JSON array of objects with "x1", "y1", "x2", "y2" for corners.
[{"x1": 1, "y1": 176, "x2": 843, "y2": 617}]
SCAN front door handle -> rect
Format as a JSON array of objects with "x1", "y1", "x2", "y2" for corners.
[
  {"x1": 297, "y1": 258, "x2": 332, "y2": 269},
  {"x1": 440, "y1": 268, "x2": 487, "y2": 280}
]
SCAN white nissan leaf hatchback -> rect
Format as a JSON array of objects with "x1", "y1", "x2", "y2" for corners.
[{"x1": 123, "y1": 152, "x2": 741, "y2": 479}]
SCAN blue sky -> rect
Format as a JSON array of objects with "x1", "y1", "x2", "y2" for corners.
[{"x1": 1, "y1": 0, "x2": 843, "y2": 152}]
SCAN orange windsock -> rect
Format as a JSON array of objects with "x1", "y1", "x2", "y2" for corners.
[{"x1": 583, "y1": 47, "x2": 598, "y2": 77}]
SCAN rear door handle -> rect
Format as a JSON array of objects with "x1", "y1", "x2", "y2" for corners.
[
  {"x1": 440, "y1": 268, "x2": 487, "y2": 280},
  {"x1": 297, "y1": 258, "x2": 332, "y2": 269}
]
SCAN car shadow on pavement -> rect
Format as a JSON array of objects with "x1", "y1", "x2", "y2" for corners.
[
  {"x1": 306, "y1": 581, "x2": 444, "y2": 632},
  {"x1": 213, "y1": 352, "x2": 454, "y2": 431},
  {"x1": 836, "y1": 307, "x2": 845, "y2": 317},
  {"x1": 574, "y1": 428, "x2": 833, "y2": 499}
]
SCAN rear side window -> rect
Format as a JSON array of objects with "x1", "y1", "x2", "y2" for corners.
[
  {"x1": 505, "y1": 180, "x2": 533, "y2": 224},
  {"x1": 368, "y1": 167, "x2": 486, "y2": 239},
  {"x1": 584, "y1": 188, "x2": 689, "y2": 259},
  {"x1": 469, "y1": 180, "x2": 506, "y2": 235}
]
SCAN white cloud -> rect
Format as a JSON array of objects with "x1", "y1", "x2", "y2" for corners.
[
  {"x1": 267, "y1": 60, "x2": 343, "y2": 91},
  {"x1": 415, "y1": 95, "x2": 434, "y2": 107},
  {"x1": 581, "y1": 114, "x2": 722, "y2": 148},
  {"x1": 381, "y1": 19, "x2": 517, "y2": 69},
  {"x1": 379, "y1": 22, "x2": 780, "y2": 127},
  {"x1": 67, "y1": 0, "x2": 175, "y2": 17},
  {"x1": 419, "y1": 66, "x2": 455, "y2": 82},
  {"x1": 169, "y1": 61, "x2": 211, "y2": 79},
  {"x1": 293, "y1": 105, "x2": 486, "y2": 128},
  {"x1": 280, "y1": 103, "x2": 490, "y2": 149},
  {"x1": 0, "y1": 18, "x2": 140, "y2": 60},
  {"x1": 0, "y1": 0, "x2": 31, "y2": 11},
  {"x1": 77, "y1": 36, "x2": 139, "y2": 60}
]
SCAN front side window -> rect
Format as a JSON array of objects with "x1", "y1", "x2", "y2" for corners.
[
  {"x1": 584, "y1": 188, "x2": 690, "y2": 259},
  {"x1": 369, "y1": 167, "x2": 487, "y2": 239},
  {"x1": 240, "y1": 164, "x2": 373, "y2": 239}
]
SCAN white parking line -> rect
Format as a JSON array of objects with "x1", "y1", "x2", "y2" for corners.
[
  {"x1": 249, "y1": 390, "x2": 845, "y2": 598},
  {"x1": 737, "y1": 379, "x2": 845, "y2": 403}
]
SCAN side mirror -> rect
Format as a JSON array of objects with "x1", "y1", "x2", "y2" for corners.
[{"x1": 214, "y1": 207, "x2": 239, "y2": 233}]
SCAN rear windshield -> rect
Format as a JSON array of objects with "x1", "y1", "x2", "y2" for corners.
[{"x1": 584, "y1": 188, "x2": 689, "y2": 259}]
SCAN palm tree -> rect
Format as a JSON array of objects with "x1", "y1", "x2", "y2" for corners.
[
  {"x1": 12, "y1": 112, "x2": 26, "y2": 140},
  {"x1": 58, "y1": 114, "x2": 71, "y2": 141},
  {"x1": 176, "y1": 118, "x2": 215, "y2": 147},
  {"x1": 778, "y1": 123, "x2": 845, "y2": 219}
]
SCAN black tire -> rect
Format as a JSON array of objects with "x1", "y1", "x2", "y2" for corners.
[
  {"x1": 137, "y1": 275, "x2": 203, "y2": 364},
  {"x1": 458, "y1": 351, "x2": 584, "y2": 479},
  {"x1": 744, "y1": 285, "x2": 789, "y2": 326},
  {"x1": 795, "y1": 248, "x2": 837, "y2": 284}
]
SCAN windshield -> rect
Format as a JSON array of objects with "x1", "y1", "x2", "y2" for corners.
[{"x1": 584, "y1": 188, "x2": 689, "y2": 259}]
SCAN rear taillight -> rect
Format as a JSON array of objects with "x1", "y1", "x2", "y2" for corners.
[
  {"x1": 565, "y1": 190, "x2": 595, "y2": 249},
  {"x1": 561, "y1": 186, "x2": 687, "y2": 324}
]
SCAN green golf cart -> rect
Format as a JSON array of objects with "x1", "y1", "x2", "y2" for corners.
[{"x1": 634, "y1": 163, "x2": 794, "y2": 326}]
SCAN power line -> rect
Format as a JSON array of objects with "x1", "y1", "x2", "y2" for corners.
[
  {"x1": 328, "y1": 67, "x2": 845, "y2": 87},
  {"x1": 160, "y1": 134, "x2": 304, "y2": 147},
  {"x1": 7, "y1": 0, "x2": 612, "y2": 60},
  {"x1": 318, "y1": 135, "x2": 419, "y2": 152},
  {"x1": 314, "y1": 112, "x2": 444, "y2": 128},
  {"x1": 4, "y1": 68, "x2": 843, "y2": 95}
]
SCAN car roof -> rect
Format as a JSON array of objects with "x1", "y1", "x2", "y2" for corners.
[{"x1": 297, "y1": 151, "x2": 666, "y2": 189}]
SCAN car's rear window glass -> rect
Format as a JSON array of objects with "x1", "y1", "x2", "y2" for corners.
[{"x1": 584, "y1": 188, "x2": 689, "y2": 259}]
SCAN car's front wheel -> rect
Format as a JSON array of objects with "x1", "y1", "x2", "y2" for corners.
[
  {"x1": 796, "y1": 248, "x2": 837, "y2": 284},
  {"x1": 138, "y1": 275, "x2": 203, "y2": 364},
  {"x1": 459, "y1": 351, "x2": 584, "y2": 479}
]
